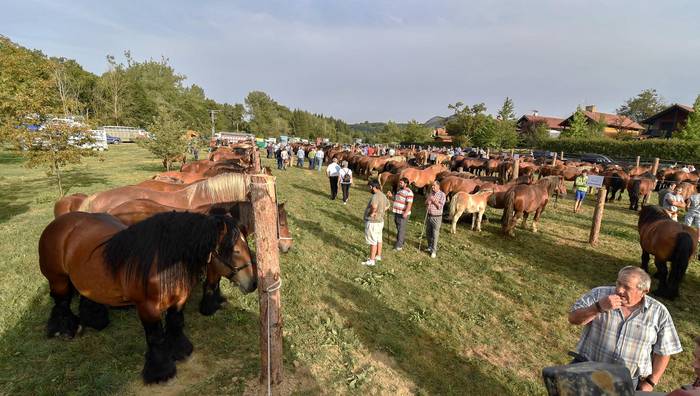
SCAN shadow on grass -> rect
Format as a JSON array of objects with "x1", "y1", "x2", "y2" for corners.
[
  {"x1": 290, "y1": 183, "x2": 330, "y2": 200},
  {"x1": 0, "y1": 284, "x2": 320, "y2": 395},
  {"x1": 324, "y1": 276, "x2": 513, "y2": 395},
  {"x1": 0, "y1": 150, "x2": 23, "y2": 165},
  {"x1": 134, "y1": 163, "x2": 167, "y2": 173},
  {"x1": 288, "y1": 215, "x2": 365, "y2": 258}
]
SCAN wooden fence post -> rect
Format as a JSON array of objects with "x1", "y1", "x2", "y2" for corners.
[
  {"x1": 250, "y1": 175, "x2": 283, "y2": 392},
  {"x1": 252, "y1": 145, "x2": 262, "y2": 173},
  {"x1": 511, "y1": 157, "x2": 520, "y2": 181},
  {"x1": 486, "y1": 148, "x2": 490, "y2": 158},
  {"x1": 560, "y1": 151, "x2": 564, "y2": 162},
  {"x1": 510, "y1": 148, "x2": 514, "y2": 157},
  {"x1": 651, "y1": 157, "x2": 660, "y2": 175},
  {"x1": 635, "y1": 156, "x2": 640, "y2": 168},
  {"x1": 552, "y1": 152, "x2": 558, "y2": 167},
  {"x1": 589, "y1": 187, "x2": 607, "y2": 246}
]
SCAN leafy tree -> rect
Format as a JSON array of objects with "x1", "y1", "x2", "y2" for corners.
[
  {"x1": 676, "y1": 95, "x2": 700, "y2": 140},
  {"x1": 96, "y1": 54, "x2": 130, "y2": 124},
  {"x1": 561, "y1": 107, "x2": 589, "y2": 138},
  {"x1": 520, "y1": 120, "x2": 550, "y2": 147},
  {"x1": 496, "y1": 97, "x2": 516, "y2": 121},
  {"x1": 590, "y1": 114, "x2": 606, "y2": 137},
  {"x1": 138, "y1": 107, "x2": 188, "y2": 171},
  {"x1": 402, "y1": 120, "x2": 432, "y2": 144},
  {"x1": 617, "y1": 88, "x2": 666, "y2": 122}
]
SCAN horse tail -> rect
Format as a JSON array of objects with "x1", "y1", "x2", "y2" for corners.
[
  {"x1": 449, "y1": 192, "x2": 460, "y2": 220},
  {"x1": 501, "y1": 188, "x2": 516, "y2": 231}
]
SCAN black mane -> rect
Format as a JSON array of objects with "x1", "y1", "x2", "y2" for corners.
[
  {"x1": 103, "y1": 211, "x2": 239, "y2": 295},
  {"x1": 639, "y1": 205, "x2": 671, "y2": 227}
]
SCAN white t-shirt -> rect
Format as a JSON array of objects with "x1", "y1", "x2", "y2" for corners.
[
  {"x1": 327, "y1": 163, "x2": 341, "y2": 177},
  {"x1": 280, "y1": 150, "x2": 289, "y2": 160},
  {"x1": 316, "y1": 150, "x2": 325, "y2": 159},
  {"x1": 339, "y1": 168, "x2": 352, "y2": 184}
]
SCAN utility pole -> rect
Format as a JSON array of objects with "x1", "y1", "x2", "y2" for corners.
[{"x1": 209, "y1": 109, "x2": 221, "y2": 140}]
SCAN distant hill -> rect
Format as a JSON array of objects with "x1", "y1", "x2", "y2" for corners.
[
  {"x1": 349, "y1": 121, "x2": 407, "y2": 134},
  {"x1": 423, "y1": 115, "x2": 457, "y2": 129}
]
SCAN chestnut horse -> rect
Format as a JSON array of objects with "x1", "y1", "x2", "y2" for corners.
[
  {"x1": 400, "y1": 164, "x2": 448, "y2": 189},
  {"x1": 501, "y1": 176, "x2": 566, "y2": 236},
  {"x1": 628, "y1": 175, "x2": 656, "y2": 211},
  {"x1": 39, "y1": 211, "x2": 256, "y2": 383},
  {"x1": 638, "y1": 205, "x2": 698, "y2": 300},
  {"x1": 53, "y1": 193, "x2": 88, "y2": 217}
]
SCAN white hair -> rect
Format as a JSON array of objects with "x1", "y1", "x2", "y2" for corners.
[{"x1": 617, "y1": 266, "x2": 651, "y2": 292}]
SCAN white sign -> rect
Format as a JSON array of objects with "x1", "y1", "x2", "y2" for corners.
[
  {"x1": 513, "y1": 154, "x2": 520, "y2": 160},
  {"x1": 586, "y1": 175, "x2": 604, "y2": 188}
]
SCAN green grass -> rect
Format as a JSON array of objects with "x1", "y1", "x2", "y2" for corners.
[{"x1": 1, "y1": 145, "x2": 699, "y2": 395}]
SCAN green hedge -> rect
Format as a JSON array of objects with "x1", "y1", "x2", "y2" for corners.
[{"x1": 532, "y1": 138, "x2": 700, "y2": 163}]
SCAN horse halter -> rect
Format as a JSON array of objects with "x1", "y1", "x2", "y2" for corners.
[{"x1": 209, "y1": 250, "x2": 252, "y2": 281}]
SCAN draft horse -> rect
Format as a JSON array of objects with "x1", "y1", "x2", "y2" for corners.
[
  {"x1": 638, "y1": 205, "x2": 698, "y2": 300},
  {"x1": 501, "y1": 176, "x2": 566, "y2": 237},
  {"x1": 39, "y1": 211, "x2": 257, "y2": 383}
]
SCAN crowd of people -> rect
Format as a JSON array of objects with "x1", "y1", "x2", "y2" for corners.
[{"x1": 267, "y1": 141, "x2": 700, "y2": 393}]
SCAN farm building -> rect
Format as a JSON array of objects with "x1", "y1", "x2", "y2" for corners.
[
  {"x1": 559, "y1": 105, "x2": 644, "y2": 137},
  {"x1": 641, "y1": 103, "x2": 694, "y2": 138},
  {"x1": 516, "y1": 113, "x2": 565, "y2": 138},
  {"x1": 432, "y1": 127, "x2": 453, "y2": 143}
]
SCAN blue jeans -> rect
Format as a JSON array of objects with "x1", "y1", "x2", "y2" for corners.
[
  {"x1": 297, "y1": 158, "x2": 304, "y2": 167},
  {"x1": 317, "y1": 159, "x2": 323, "y2": 171},
  {"x1": 276, "y1": 157, "x2": 283, "y2": 169},
  {"x1": 309, "y1": 158, "x2": 315, "y2": 169}
]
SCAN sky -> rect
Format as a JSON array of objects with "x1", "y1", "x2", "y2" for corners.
[{"x1": 2, "y1": 0, "x2": 700, "y2": 123}]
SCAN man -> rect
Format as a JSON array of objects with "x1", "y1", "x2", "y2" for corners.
[
  {"x1": 568, "y1": 266, "x2": 682, "y2": 392},
  {"x1": 573, "y1": 169, "x2": 589, "y2": 213},
  {"x1": 425, "y1": 180, "x2": 446, "y2": 258},
  {"x1": 664, "y1": 184, "x2": 686, "y2": 221},
  {"x1": 362, "y1": 180, "x2": 389, "y2": 266},
  {"x1": 280, "y1": 147, "x2": 289, "y2": 170},
  {"x1": 266, "y1": 144, "x2": 274, "y2": 159},
  {"x1": 308, "y1": 147, "x2": 316, "y2": 170},
  {"x1": 685, "y1": 188, "x2": 700, "y2": 228},
  {"x1": 315, "y1": 148, "x2": 325, "y2": 171},
  {"x1": 275, "y1": 146, "x2": 283, "y2": 170},
  {"x1": 326, "y1": 158, "x2": 342, "y2": 200},
  {"x1": 659, "y1": 182, "x2": 678, "y2": 206},
  {"x1": 296, "y1": 146, "x2": 305, "y2": 168},
  {"x1": 387, "y1": 177, "x2": 413, "y2": 251},
  {"x1": 388, "y1": 147, "x2": 396, "y2": 157}
]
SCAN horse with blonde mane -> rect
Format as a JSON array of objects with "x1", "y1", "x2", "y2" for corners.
[{"x1": 449, "y1": 190, "x2": 493, "y2": 233}]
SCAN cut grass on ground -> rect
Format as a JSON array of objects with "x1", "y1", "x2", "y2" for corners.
[{"x1": 1, "y1": 145, "x2": 699, "y2": 395}]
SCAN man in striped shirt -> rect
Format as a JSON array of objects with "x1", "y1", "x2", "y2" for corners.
[
  {"x1": 568, "y1": 266, "x2": 682, "y2": 392},
  {"x1": 387, "y1": 177, "x2": 413, "y2": 251}
]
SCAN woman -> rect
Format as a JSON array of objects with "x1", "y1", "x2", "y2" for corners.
[{"x1": 338, "y1": 160, "x2": 353, "y2": 204}]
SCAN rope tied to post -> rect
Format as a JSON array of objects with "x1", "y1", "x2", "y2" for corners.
[{"x1": 264, "y1": 277, "x2": 282, "y2": 396}]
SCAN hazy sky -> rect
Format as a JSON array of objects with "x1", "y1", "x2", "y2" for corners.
[{"x1": 3, "y1": 0, "x2": 700, "y2": 123}]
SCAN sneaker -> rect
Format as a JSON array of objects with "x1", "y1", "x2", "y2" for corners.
[
  {"x1": 375, "y1": 256, "x2": 382, "y2": 262},
  {"x1": 361, "y1": 259, "x2": 376, "y2": 266},
  {"x1": 343, "y1": 201, "x2": 347, "y2": 205},
  {"x1": 394, "y1": 247, "x2": 403, "y2": 251},
  {"x1": 425, "y1": 248, "x2": 432, "y2": 253},
  {"x1": 430, "y1": 252, "x2": 437, "y2": 259}
]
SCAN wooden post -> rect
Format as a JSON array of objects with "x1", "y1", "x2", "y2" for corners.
[
  {"x1": 250, "y1": 175, "x2": 283, "y2": 390},
  {"x1": 589, "y1": 187, "x2": 607, "y2": 246},
  {"x1": 635, "y1": 156, "x2": 640, "y2": 168},
  {"x1": 252, "y1": 145, "x2": 262, "y2": 173},
  {"x1": 510, "y1": 148, "x2": 514, "y2": 157},
  {"x1": 552, "y1": 152, "x2": 558, "y2": 167},
  {"x1": 511, "y1": 157, "x2": 520, "y2": 181},
  {"x1": 560, "y1": 151, "x2": 564, "y2": 162},
  {"x1": 486, "y1": 148, "x2": 490, "y2": 158},
  {"x1": 651, "y1": 157, "x2": 660, "y2": 175}
]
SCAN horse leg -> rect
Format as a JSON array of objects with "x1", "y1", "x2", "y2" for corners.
[
  {"x1": 79, "y1": 295, "x2": 109, "y2": 331},
  {"x1": 668, "y1": 255, "x2": 690, "y2": 300},
  {"x1": 138, "y1": 304, "x2": 176, "y2": 384},
  {"x1": 165, "y1": 306, "x2": 193, "y2": 361},
  {"x1": 199, "y1": 277, "x2": 224, "y2": 316},
  {"x1": 510, "y1": 212, "x2": 523, "y2": 237},
  {"x1": 640, "y1": 251, "x2": 650, "y2": 273},
  {"x1": 653, "y1": 260, "x2": 670, "y2": 298},
  {"x1": 533, "y1": 208, "x2": 544, "y2": 233},
  {"x1": 46, "y1": 282, "x2": 81, "y2": 338},
  {"x1": 452, "y1": 208, "x2": 464, "y2": 234},
  {"x1": 521, "y1": 212, "x2": 529, "y2": 229},
  {"x1": 476, "y1": 210, "x2": 484, "y2": 232}
]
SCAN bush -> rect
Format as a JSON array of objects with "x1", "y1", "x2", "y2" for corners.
[{"x1": 530, "y1": 137, "x2": 700, "y2": 163}]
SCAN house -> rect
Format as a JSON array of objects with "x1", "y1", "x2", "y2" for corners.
[
  {"x1": 432, "y1": 127, "x2": 453, "y2": 143},
  {"x1": 641, "y1": 104, "x2": 694, "y2": 138},
  {"x1": 516, "y1": 112, "x2": 565, "y2": 138},
  {"x1": 559, "y1": 105, "x2": 644, "y2": 137}
]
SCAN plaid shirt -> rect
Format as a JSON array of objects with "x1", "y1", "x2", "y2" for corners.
[
  {"x1": 571, "y1": 286, "x2": 682, "y2": 378},
  {"x1": 426, "y1": 190, "x2": 446, "y2": 216}
]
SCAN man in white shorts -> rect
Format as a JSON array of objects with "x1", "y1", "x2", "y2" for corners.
[{"x1": 362, "y1": 180, "x2": 389, "y2": 266}]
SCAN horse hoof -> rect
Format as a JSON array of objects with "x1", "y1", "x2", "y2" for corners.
[
  {"x1": 170, "y1": 335, "x2": 194, "y2": 362},
  {"x1": 143, "y1": 355, "x2": 177, "y2": 384}
]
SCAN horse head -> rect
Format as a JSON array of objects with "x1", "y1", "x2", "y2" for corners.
[
  {"x1": 210, "y1": 216, "x2": 257, "y2": 294},
  {"x1": 554, "y1": 176, "x2": 567, "y2": 197}
]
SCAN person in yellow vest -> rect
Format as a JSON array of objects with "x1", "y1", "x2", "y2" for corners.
[{"x1": 573, "y1": 169, "x2": 589, "y2": 213}]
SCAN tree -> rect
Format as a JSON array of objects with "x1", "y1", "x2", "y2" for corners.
[
  {"x1": 139, "y1": 107, "x2": 188, "y2": 171},
  {"x1": 617, "y1": 88, "x2": 666, "y2": 122},
  {"x1": 676, "y1": 95, "x2": 700, "y2": 140},
  {"x1": 20, "y1": 122, "x2": 98, "y2": 196},
  {"x1": 496, "y1": 97, "x2": 516, "y2": 121},
  {"x1": 402, "y1": 120, "x2": 432, "y2": 144},
  {"x1": 520, "y1": 120, "x2": 550, "y2": 147},
  {"x1": 96, "y1": 54, "x2": 130, "y2": 124},
  {"x1": 561, "y1": 107, "x2": 589, "y2": 138}
]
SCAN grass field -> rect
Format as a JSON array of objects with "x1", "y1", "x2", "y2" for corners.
[{"x1": 1, "y1": 145, "x2": 699, "y2": 395}]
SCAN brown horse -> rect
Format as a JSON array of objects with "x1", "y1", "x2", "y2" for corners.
[
  {"x1": 39, "y1": 211, "x2": 256, "y2": 383},
  {"x1": 439, "y1": 176, "x2": 481, "y2": 196},
  {"x1": 628, "y1": 175, "x2": 656, "y2": 211},
  {"x1": 449, "y1": 190, "x2": 493, "y2": 233},
  {"x1": 53, "y1": 193, "x2": 88, "y2": 217},
  {"x1": 400, "y1": 164, "x2": 448, "y2": 189},
  {"x1": 602, "y1": 169, "x2": 629, "y2": 202},
  {"x1": 501, "y1": 176, "x2": 566, "y2": 236},
  {"x1": 638, "y1": 205, "x2": 698, "y2": 300},
  {"x1": 77, "y1": 173, "x2": 250, "y2": 213}
]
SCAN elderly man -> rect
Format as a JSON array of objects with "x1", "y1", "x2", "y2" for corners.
[{"x1": 568, "y1": 266, "x2": 683, "y2": 392}]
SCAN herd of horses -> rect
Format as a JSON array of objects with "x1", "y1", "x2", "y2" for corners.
[
  {"x1": 308, "y1": 145, "x2": 699, "y2": 300},
  {"x1": 40, "y1": 142, "x2": 294, "y2": 384}
]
